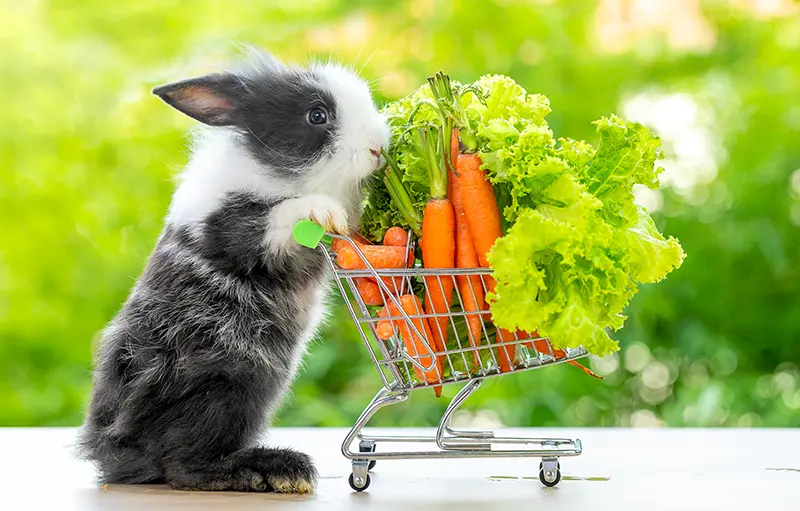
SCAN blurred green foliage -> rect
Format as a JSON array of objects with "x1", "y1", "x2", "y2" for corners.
[{"x1": 2, "y1": 0, "x2": 799, "y2": 429}]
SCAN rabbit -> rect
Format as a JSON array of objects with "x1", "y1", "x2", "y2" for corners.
[{"x1": 76, "y1": 46, "x2": 390, "y2": 494}]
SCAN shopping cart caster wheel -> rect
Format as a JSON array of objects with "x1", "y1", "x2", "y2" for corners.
[
  {"x1": 359, "y1": 443, "x2": 377, "y2": 470},
  {"x1": 539, "y1": 460, "x2": 561, "y2": 487},
  {"x1": 349, "y1": 472, "x2": 371, "y2": 492}
]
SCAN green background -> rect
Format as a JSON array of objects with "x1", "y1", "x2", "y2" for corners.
[{"x1": 2, "y1": 0, "x2": 799, "y2": 429}]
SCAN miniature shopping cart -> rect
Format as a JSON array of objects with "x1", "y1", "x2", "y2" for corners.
[{"x1": 293, "y1": 222, "x2": 588, "y2": 492}]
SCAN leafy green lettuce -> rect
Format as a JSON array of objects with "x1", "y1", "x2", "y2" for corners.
[{"x1": 363, "y1": 74, "x2": 686, "y2": 357}]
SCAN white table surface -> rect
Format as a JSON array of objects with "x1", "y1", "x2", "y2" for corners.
[{"x1": 1, "y1": 427, "x2": 797, "y2": 510}]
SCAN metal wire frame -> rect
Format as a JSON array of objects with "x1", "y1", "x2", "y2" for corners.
[{"x1": 323, "y1": 233, "x2": 589, "y2": 392}]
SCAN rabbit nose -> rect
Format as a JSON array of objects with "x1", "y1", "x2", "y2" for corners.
[{"x1": 369, "y1": 147, "x2": 381, "y2": 157}]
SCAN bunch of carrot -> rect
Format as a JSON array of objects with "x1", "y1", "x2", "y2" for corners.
[
  {"x1": 330, "y1": 226, "x2": 448, "y2": 395},
  {"x1": 332, "y1": 227, "x2": 412, "y2": 306},
  {"x1": 424, "y1": 72, "x2": 520, "y2": 373}
]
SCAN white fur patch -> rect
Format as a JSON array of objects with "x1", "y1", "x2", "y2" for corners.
[{"x1": 166, "y1": 129, "x2": 298, "y2": 228}]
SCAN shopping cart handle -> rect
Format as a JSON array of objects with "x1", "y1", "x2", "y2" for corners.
[{"x1": 292, "y1": 219, "x2": 325, "y2": 248}]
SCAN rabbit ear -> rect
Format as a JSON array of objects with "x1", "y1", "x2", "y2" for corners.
[{"x1": 152, "y1": 74, "x2": 245, "y2": 126}]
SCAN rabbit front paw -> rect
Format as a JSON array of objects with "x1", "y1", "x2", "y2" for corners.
[
  {"x1": 268, "y1": 194, "x2": 349, "y2": 250},
  {"x1": 303, "y1": 195, "x2": 348, "y2": 235}
]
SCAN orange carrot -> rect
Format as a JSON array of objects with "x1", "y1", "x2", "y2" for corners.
[
  {"x1": 448, "y1": 129, "x2": 485, "y2": 368},
  {"x1": 530, "y1": 337, "x2": 555, "y2": 356},
  {"x1": 454, "y1": 152, "x2": 519, "y2": 371},
  {"x1": 414, "y1": 126, "x2": 456, "y2": 380},
  {"x1": 567, "y1": 360, "x2": 604, "y2": 379},
  {"x1": 516, "y1": 328, "x2": 541, "y2": 350},
  {"x1": 422, "y1": 199, "x2": 455, "y2": 370},
  {"x1": 387, "y1": 295, "x2": 443, "y2": 396},
  {"x1": 335, "y1": 229, "x2": 411, "y2": 292},
  {"x1": 383, "y1": 226, "x2": 415, "y2": 278},
  {"x1": 383, "y1": 227, "x2": 409, "y2": 247},
  {"x1": 529, "y1": 338, "x2": 603, "y2": 378},
  {"x1": 336, "y1": 245, "x2": 406, "y2": 270},
  {"x1": 355, "y1": 278, "x2": 383, "y2": 306},
  {"x1": 331, "y1": 231, "x2": 373, "y2": 254},
  {"x1": 457, "y1": 153, "x2": 503, "y2": 268},
  {"x1": 449, "y1": 128, "x2": 460, "y2": 179},
  {"x1": 493, "y1": 327, "x2": 516, "y2": 372},
  {"x1": 331, "y1": 237, "x2": 357, "y2": 254},
  {"x1": 376, "y1": 305, "x2": 394, "y2": 340},
  {"x1": 337, "y1": 245, "x2": 408, "y2": 293}
]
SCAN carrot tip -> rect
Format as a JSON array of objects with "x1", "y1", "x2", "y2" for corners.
[{"x1": 568, "y1": 360, "x2": 605, "y2": 379}]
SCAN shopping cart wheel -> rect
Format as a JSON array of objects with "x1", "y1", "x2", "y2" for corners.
[
  {"x1": 348, "y1": 472, "x2": 371, "y2": 492},
  {"x1": 359, "y1": 442, "x2": 377, "y2": 470},
  {"x1": 539, "y1": 460, "x2": 561, "y2": 487}
]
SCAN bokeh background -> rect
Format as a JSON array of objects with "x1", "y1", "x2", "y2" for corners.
[{"x1": 2, "y1": 0, "x2": 799, "y2": 429}]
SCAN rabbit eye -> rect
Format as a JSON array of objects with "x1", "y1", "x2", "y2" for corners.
[{"x1": 307, "y1": 106, "x2": 328, "y2": 125}]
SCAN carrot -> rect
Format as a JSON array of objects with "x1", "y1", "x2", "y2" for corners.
[
  {"x1": 448, "y1": 129, "x2": 485, "y2": 368},
  {"x1": 453, "y1": 152, "x2": 519, "y2": 370},
  {"x1": 516, "y1": 328, "x2": 540, "y2": 350},
  {"x1": 336, "y1": 245, "x2": 406, "y2": 270},
  {"x1": 414, "y1": 126, "x2": 456, "y2": 378},
  {"x1": 334, "y1": 227, "x2": 411, "y2": 281},
  {"x1": 449, "y1": 128, "x2": 460, "y2": 180},
  {"x1": 383, "y1": 227, "x2": 409, "y2": 248},
  {"x1": 422, "y1": 198, "x2": 455, "y2": 350},
  {"x1": 492, "y1": 327, "x2": 516, "y2": 372},
  {"x1": 457, "y1": 153, "x2": 503, "y2": 267},
  {"x1": 428, "y1": 72, "x2": 518, "y2": 373},
  {"x1": 387, "y1": 295, "x2": 443, "y2": 396},
  {"x1": 331, "y1": 237, "x2": 358, "y2": 254},
  {"x1": 355, "y1": 278, "x2": 383, "y2": 306},
  {"x1": 383, "y1": 226, "x2": 415, "y2": 274},
  {"x1": 530, "y1": 337, "x2": 555, "y2": 356},
  {"x1": 529, "y1": 338, "x2": 603, "y2": 379},
  {"x1": 331, "y1": 231, "x2": 373, "y2": 254},
  {"x1": 376, "y1": 305, "x2": 394, "y2": 340},
  {"x1": 567, "y1": 360, "x2": 604, "y2": 379},
  {"x1": 337, "y1": 245, "x2": 408, "y2": 294}
]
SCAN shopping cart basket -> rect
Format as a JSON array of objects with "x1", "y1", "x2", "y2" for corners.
[{"x1": 293, "y1": 221, "x2": 588, "y2": 492}]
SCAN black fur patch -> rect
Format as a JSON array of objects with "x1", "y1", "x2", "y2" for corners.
[
  {"x1": 77, "y1": 192, "x2": 325, "y2": 490},
  {"x1": 153, "y1": 67, "x2": 338, "y2": 175},
  {"x1": 236, "y1": 69, "x2": 338, "y2": 175}
]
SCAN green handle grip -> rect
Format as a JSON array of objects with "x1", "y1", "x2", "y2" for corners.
[{"x1": 292, "y1": 219, "x2": 326, "y2": 248}]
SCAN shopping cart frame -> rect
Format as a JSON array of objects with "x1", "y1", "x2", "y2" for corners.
[{"x1": 317, "y1": 232, "x2": 588, "y2": 492}]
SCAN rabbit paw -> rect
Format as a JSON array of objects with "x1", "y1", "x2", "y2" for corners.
[
  {"x1": 269, "y1": 194, "x2": 349, "y2": 250},
  {"x1": 304, "y1": 195, "x2": 348, "y2": 235}
]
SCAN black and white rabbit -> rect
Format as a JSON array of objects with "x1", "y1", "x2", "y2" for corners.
[{"x1": 77, "y1": 47, "x2": 390, "y2": 493}]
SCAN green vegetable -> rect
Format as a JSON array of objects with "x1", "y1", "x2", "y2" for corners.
[
  {"x1": 481, "y1": 103, "x2": 686, "y2": 356},
  {"x1": 364, "y1": 73, "x2": 686, "y2": 358}
]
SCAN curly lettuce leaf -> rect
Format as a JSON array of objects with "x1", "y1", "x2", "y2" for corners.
[
  {"x1": 585, "y1": 115, "x2": 665, "y2": 227},
  {"x1": 364, "y1": 73, "x2": 685, "y2": 358},
  {"x1": 475, "y1": 78, "x2": 685, "y2": 354}
]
